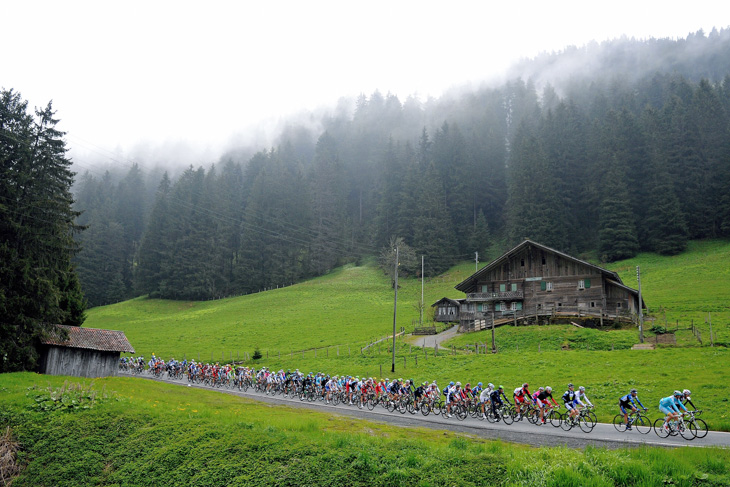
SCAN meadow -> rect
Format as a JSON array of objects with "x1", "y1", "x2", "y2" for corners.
[
  {"x1": 2, "y1": 372, "x2": 730, "y2": 487},
  {"x1": 82, "y1": 240, "x2": 730, "y2": 430}
]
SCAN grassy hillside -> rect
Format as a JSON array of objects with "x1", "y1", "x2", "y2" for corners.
[
  {"x1": 86, "y1": 240, "x2": 730, "y2": 360},
  {"x1": 2, "y1": 373, "x2": 730, "y2": 487},
  {"x1": 86, "y1": 261, "x2": 477, "y2": 360}
]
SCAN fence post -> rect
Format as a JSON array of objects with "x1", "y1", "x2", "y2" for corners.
[
  {"x1": 337, "y1": 346, "x2": 340, "y2": 356},
  {"x1": 415, "y1": 355, "x2": 418, "y2": 367},
  {"x1": 380, "y1": 364, "x2": 382, "y2": 376},
  {"x1": 404, "y1": 356, "x2": 406, "y2": 369},
  {"x1": 538, "y1": 343, "x2": 541, "y2": 353},
  {"x1": 314, "y1": 349, "x2": 317, "y2": 358}
]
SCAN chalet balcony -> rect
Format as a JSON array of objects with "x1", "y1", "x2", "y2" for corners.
[{"x1": 466, "y1": 290, "x2": 524, "y2": 302}]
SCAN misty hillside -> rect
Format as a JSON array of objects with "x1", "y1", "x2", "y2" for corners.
[{"x1": 72, "y1": 30, "x2": 730, "y2": 307}]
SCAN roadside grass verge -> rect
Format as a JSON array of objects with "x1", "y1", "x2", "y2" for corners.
[{"x1": 2, "y1": 373, "x2": 730, "y2": 487}]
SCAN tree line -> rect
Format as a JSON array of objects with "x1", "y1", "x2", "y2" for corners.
[{"x1": 68, "y1": 30, "x2": 730, "y2": 306}]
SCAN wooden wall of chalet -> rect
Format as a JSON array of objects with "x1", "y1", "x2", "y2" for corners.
[
  {"x1": 476, "y1": 245, "x2": 633, "y2": 312},
  {"x1": 38, "y1": 346, "x2": 120, "y2": 378}
]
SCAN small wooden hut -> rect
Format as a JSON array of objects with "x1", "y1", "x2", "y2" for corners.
[{"x1": 38, "y1": 325, "x2": 135, "y2": 378}]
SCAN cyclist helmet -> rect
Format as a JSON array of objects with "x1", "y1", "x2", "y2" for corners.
[
  {"x1": 545, "y1": 386, "x2": 552, "y2": 392},
  {"x1": 567, "y1": 383, "x2": 574, "y2": 388},
  {"x1": 538, "y1": 386, "x2": 544, "y2": 391},
  {"x1": 449, "y1": 381, "x2": 455, "y2": 386},
  {"x1": 488, "y1": 383, "x2": 494, "y2": 389},
  {"x1": 579, "y1": 386, "x2": 585, "y2": 392},
  {"x1": 498, "y1": 385, "x2": 504, "y2": 390},
  {"x1": 523, "y1": 383, "x2": 529, "y2": 388},
  {"x1": 673, "y1": 390, "x2": 683, "y2": 397},
  {"x1": 683, "y1": 389, "x2": 691, "y2": 397},
  {"x1": 477, "y1": 382, "x2": 483, "y2": 387},
  {"x1": 456, "y1": 381, "x2": 462, "y2": 387},
  {"x1": 630, "y1": 388, "x2": 637, "y2": 394}
]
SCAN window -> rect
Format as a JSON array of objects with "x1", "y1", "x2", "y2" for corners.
[
  {"x1": 477, "y1": 304, "x2": 483, "y2": 312},
  {"x1": 540, "y1": 281, "x2": 553, "y2": 291},
  {"x1": 511, "y1": 283, "x2": 517, "y2": 292},
  {"x1": 590, "y1": 301, "x2": 596, "y2": 308},
  {"x1": 495, "y1": 303, "x2": 501, "y2": 311},
  {"x1": 536, "y1": 303, "x2": 542, "y2": 310},
  {"x1": 499, "y1": 284, "x2": 506, "y2": 292},
  {"x1": 520, "y1": 258, "x2": 525, "y2": 267},
  {"x1": 578, "y1": 280, "x2": 585, "y2": 290},
  {"x1": 557, "y1": 302, "x2": 562, "y2": 307},
  {"x1": 481, "y1": 285, "x2": 489, "y2": 293},
  {"x1": 617, "y1": 302, "x2": 622, "y2": 308}
]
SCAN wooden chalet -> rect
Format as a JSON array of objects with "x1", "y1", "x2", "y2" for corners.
[
  {"x1": 453, "y1": 239, "x2": 645, "y2": 332},
  {"x1": 431, "y1": 297, "x2": 464, "y2": 323},
  {"x1": 38, "y1": 325, "x2": 135, "y2": 378}
]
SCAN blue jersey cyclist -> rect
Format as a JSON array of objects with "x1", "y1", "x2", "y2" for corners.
[
  {"x1": 659, "y1": 390, "x2": 688, "y2": 431},
  {"x1": 618, "y1": 388, "x2": 646, "y2": 430}
]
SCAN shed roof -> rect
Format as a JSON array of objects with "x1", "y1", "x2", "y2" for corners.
[{"x1": 41, "y1": 325, "x2": 135, "y2": 353}]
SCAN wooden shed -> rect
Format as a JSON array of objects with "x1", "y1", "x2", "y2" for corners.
[{"x1": 38, "y1": 325, "x2": 135, "y2": 378}]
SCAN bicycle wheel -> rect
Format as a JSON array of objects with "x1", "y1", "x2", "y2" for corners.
[
  {"x1": 680, "y1": 420, "x2": 697, "y2": 440},
  {"x1": 455, "y1": 404, "x2": 468, "y2": 421},
  {"x1": 560, "y1": 413, "x2": 573, "y2": 431},
  {"x1": 366, "y1": 397, "x2": 376, "y2": 411},
  {"x1": 691, "y1": 418, "x2": 708, "y2": 439},
  {"x1": 587, "y1": 411, "x2": 598, "y2": 427},
  {"x1": 420, "y1": 402, "x2": 431, "y2": 416},
  {"x1": 548, "y1": 410, "x2": 562, "y2": 428},
  {"x1": 613, "y1": 414, "x2": 628, "y2": 432},
  {"x1": 634, "y1": 414, "x2": 651, "y2": 434},
  {"x1": 654, "y1": 418, "x2": 670, "y2": 438},
  {"x1": 501, "y1": 408, "x2": 514, "y2": 425},
  {"x1": 579, "y1": 414, "x2": 595, "y2": 433}
]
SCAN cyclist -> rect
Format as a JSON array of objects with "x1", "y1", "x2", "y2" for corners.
[
  {"x1": 536, "y1": 386, "x2": 559, "y2": 424},
  {"x1": 513, "y1": 383, "x2": 532, "y2": 420},
  {"x1": 618, "y1": 388, "x2": 646, "y2": 430},
  {"x1": 681, "y1": 389, "x2": 697, "y2": 411},
  {"x1": 489, "y1": 385, "x2": 509, "y2": 420},
  {"x1": 562, "y1": 383, "x2": 580, "y2": 422},
  {"x1": 479, "y1": 383, "x2": 494, "y2": 419},
  {"x1": 576, "y1": 386, "x2": 593, "y2": 409},
  {"x1": 659, "y1": 390, "x2": 688, "y2": 432}
]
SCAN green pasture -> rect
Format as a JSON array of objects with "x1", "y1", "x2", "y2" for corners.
[
  {"x1": 86, "y1": 240, "x2": 730, "y2": 360},
  {"x1": 86, "y1": 261, "x2": 476, "y2": 359},
  {"x1": 2, "y1": 372, "x2": 730, "y2": 487}
]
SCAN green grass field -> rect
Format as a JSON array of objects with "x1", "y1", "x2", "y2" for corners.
[
  {"x1": 80, "y1": 239, "x2": 730, "y2": 430},
  {"x1": 2, "y1": 372, "x2": 730, "y2": 487}
]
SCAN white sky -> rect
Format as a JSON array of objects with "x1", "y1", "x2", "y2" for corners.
[{"x1": 3, "y1": 0, "x2": 725, "y2": 165}]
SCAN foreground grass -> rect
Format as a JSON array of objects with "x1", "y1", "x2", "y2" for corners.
[{"x1": 2, "y1": 373, "x2": 730, "y2": 487}]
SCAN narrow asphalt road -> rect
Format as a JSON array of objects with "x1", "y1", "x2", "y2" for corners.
[{"x1": 121, "y1": 372, "x2": 730, "y2": 450}]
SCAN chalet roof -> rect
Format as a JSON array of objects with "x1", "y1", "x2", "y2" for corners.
[
  {"x1": 455, "y1": 239, "x2": 624, "y2": 292},
  {"x1": 431, "y1": 297, "x2": 464, "y2": 308},
  {"x1": 40, "y1": 325, "x2": 135, "y2": 354}
]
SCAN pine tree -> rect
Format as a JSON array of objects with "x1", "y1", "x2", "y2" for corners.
[
  {"x1": 597, "y1": 159, "x2": 639, "y2": 262},
  {"x1": 0, "y1": 90, "x2": 85, "y2": 371}
]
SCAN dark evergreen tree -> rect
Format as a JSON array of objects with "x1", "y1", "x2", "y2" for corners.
[
  {"x1": 0, "y1": 90, "x2": 85, "y2": 371},
  {"x1": 597, "y1": 159, "x2": 639, "y2": 262}
]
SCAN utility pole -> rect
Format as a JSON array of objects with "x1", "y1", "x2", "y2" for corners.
[
  {"x1": 475, "y1": 251, "x2": 479, "y2": 272},
  {"x1": 637, "y1": 266, "x2": 644, "y2": 343},
  {"x1": 420, "y1": 255, "x2": 424, "y2": 327},
  {"x1": 392, "y1": 245, "x2": 399, "y2": 373}
]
